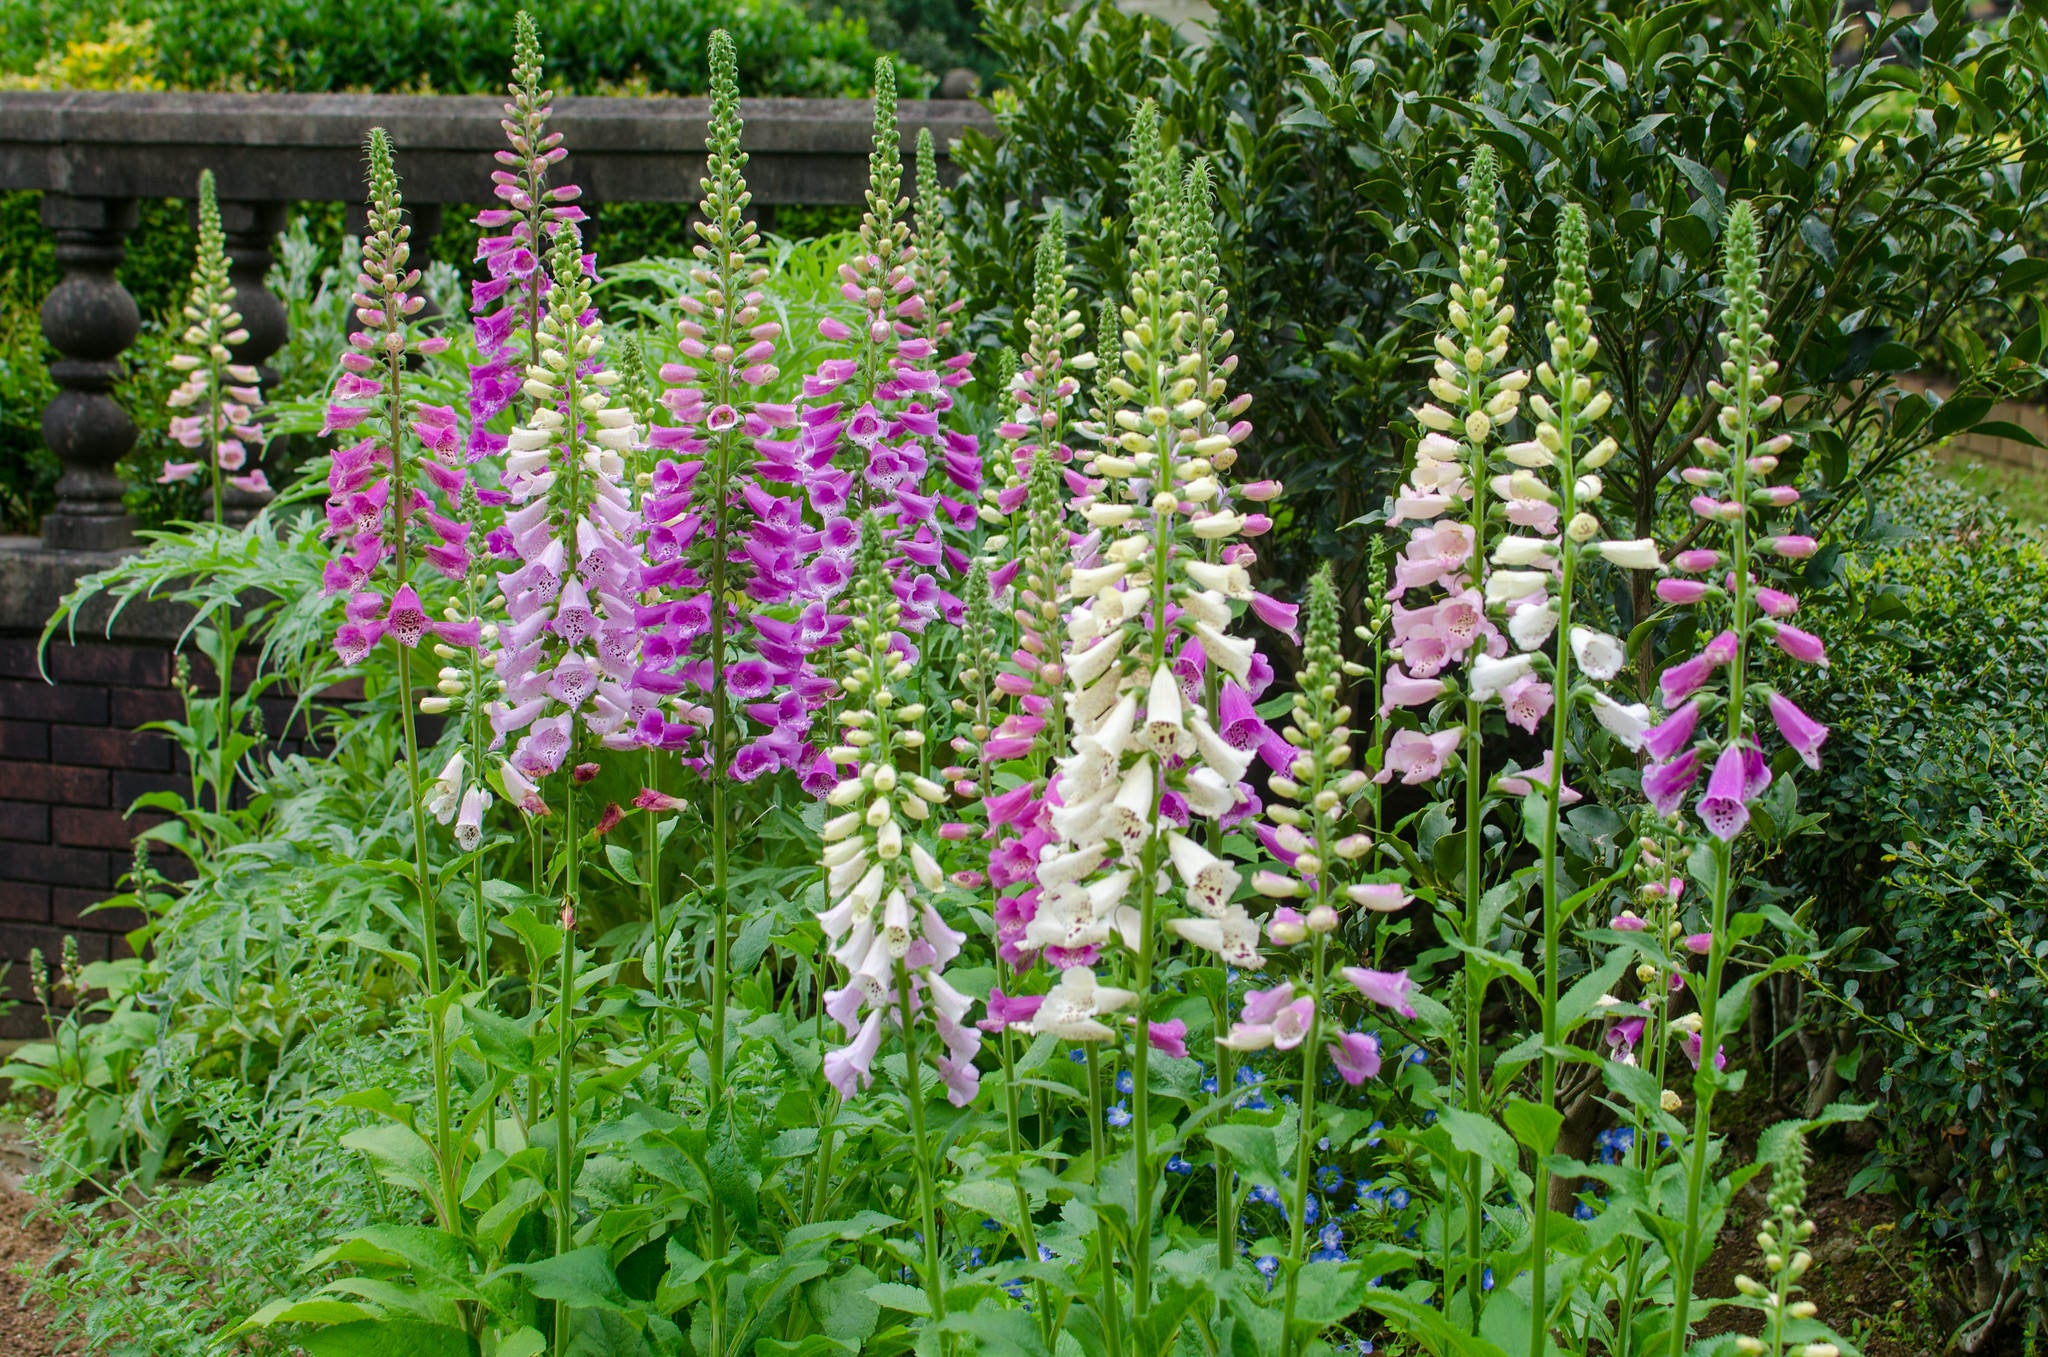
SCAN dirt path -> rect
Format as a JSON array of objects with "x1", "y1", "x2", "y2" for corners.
[
  {"x1": 0, "y1": 1120, "x2": 68, "y2": 1357},
  {"x1": 0, "y1": 1181, "x2": 65, "y2": 1357}
]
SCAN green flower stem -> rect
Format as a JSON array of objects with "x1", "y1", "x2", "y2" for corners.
[
  {"x1": 1668, "y1": 213, "x2": 1761, "y2": 1357},
  {"x1": 554, "y1": 779, "x2": 580, "y2": 1351},
  {"x1": 1086, "y1": 1043, "x2": 1121, "y2": 1352},
  {"x1": 1213, "y1": 1000, "x2": 1237, "y2": 1273},
  {"x1": 894, "y1": 958, "x2": 948, "y2": 1324},
  {"x1": 1280, "y1": 930, "x2": 1327, "y2": 1357},
  {"x1": 1129, "y1": 835, "x2": 1161, "y2": 1317},
  {"x1": 644, "y1": 745, "x2": 665, "y2": 1046}
]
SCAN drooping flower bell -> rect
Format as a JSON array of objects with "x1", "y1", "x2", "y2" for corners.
[{"x1": 466, "y1": 11, "x2": 587, "y2": 459}]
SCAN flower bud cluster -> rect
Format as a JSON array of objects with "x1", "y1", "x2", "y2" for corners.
[
  {"x1": 1731, "y1": 1136, "x2": 1836, "y2": 1357},
  {"x1": 159, "y1": 169, "x2": 268, "y2": 498},
  {"x1": 817, "y1": 523, "x2": 980, "y2": 1105},
  {"x1": 1644, "y1": 202, "x2": 1828, "y2": 842},
  {"x1": 467, "y1": 11, "x2": 587, "y2": 458}
]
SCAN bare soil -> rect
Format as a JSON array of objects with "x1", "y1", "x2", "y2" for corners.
[{"x1": 0, "y1": 1123, "x2": 69, "y2": 1357}]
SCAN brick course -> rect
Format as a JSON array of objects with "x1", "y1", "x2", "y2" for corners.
[{"x1": 0, "y1": 628, "x2": 187, "y2": 1035}]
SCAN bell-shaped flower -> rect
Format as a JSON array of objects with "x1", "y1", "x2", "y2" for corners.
[{"x1": 1341, "y1": 966, "x2": 1419, "y2": 1019}]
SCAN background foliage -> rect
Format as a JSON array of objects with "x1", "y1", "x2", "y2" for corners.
[{"x1": 953, "y1": 0, "x2": 2048, "y2": 633}]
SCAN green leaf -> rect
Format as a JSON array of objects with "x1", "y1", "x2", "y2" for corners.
[
  {"x1": 342, "y1": 1123, "x2": 440, "y2": 1202},
  {"x1": 865, "y1": 1280, "x2": 933, "y2": 1315},
  {"x1": 1291, "y1": 1260, "x2": 1367, "y2": 1325},
  {"x1": 706, "y1": 1100, "x2": 760, "y2": 1233},
  {"x1": 495, "y1": 1245, "x2": 633, "y2": 1313},
  {"x1": 947, "y1": 1177, "x2": 1025, "y2": 1237},
  {"x1": 492, "y1": 1331, "x2": 547, "y2": 1357},
  {"x1": 811, "y1": 1264, "x2": 883, "y2": 1343},
  {"x1": 1207, "y1": 1123, "x2": 1286, "y2": 1194},
  {"x1": 1438, "y1": 1108, "x2": 1521, "y2": 1183},
  {"x1": 302, "y1": 1321, "x2": 479, "y2": 1357},
  {"x1": 1503, "y1": 1097, "x2": 1564, "y2": 1158}
]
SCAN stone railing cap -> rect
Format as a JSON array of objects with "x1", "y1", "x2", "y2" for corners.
[{"x1": 0, "y1": 90, "x2": 994, "y2": 205}]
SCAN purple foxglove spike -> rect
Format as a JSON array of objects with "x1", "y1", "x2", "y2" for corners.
[{"x1": 1695, "y1": 742, "x2": 1753, "y2": 841}]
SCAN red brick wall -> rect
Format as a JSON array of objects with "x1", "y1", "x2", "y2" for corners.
[{"x1": 0, "y1": 636, "x2": 182, "y2": 1031}]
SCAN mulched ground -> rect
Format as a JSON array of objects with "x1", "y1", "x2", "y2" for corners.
[{"x1": 0, "y1": 1129, "x2": 67, "y2": 1357}]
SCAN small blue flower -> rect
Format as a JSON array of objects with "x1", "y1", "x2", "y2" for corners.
[
  {"x1": 1310, "y1": 1246, "x2": 1348, "y2": 1263},
  {"x1": 1482, "y1": 1266, "x2": 1495, "y2": 1292},
  {"x1": 1316, "y1": 1165, "x2": 1343, "y2": 1192},
  {"x1": 1003, "y1": 1278, "x2": 1025, "y2": 1300},
  {"x1": 1365, "y1": 1120, "x2": 1384, "y2": 1147},
  {"x1": 1236, "y1": 1066, "x2": 1264, "y2": 1086},
  {"x1": 1106, "y1": 1101, "x2": 1132, "y2": 1128},
  {"x1": 1574, "y1": 1199, "x2": 1597, "y2": 1221},
  {"x1": 963, "y1": 1246, "x2": 984, "y2": 1270},
  {"x1": 1201, "y1": 1075, "x2": 1219, "y2": 1094},
  {"x1": 982, "y1": 1218, "x2": 1001, "y2": 1231},
  {"x1": 1166, "y1": 1153, "x2": 1193, "y2": 1176},
  {"x1": 1255, "y1": 1254, "x2": 1280, "y2": 1288},
  {"x1": 1318, "y1": 1220, "x2": 1345, "y2": 1250},
  {"x1": 1355, "y1": 1341, "x2": 1375, "y2": 1355},
  {"x1": 1069, "y1": 1048, "x2": 1087, "y2": 1064},
  {"x1": 1387, "y1": 1187, "x2": 1411, "y2": 1211},
  {"x1": 1408, "y1": 1046, "x2": 1429, "y2": 1065},
  {"x1": 1242, "y1": 1091, "x2": 1270, "y2": 1112},
  {"x1": 1116, "y1": 1069, "x2": 1135, "y2": 1095},
  {"x1": 1038, "y1": 1243, "x2": 1056, "y2": 1262},
  {"x1": 1304, "y1": 1195, "x2": 1319, "y2": 1225},
  {"x1": 1422, "y1": 1109, "x2": 1438, "y2": 1125}
]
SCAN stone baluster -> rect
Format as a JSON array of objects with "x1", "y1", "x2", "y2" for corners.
[
  {"x1": 38, "y1": 195, "x2": 138, "y2": 553},
  {"x1": 216, "y1": 200, "x2": 289, "y2": 524}
]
